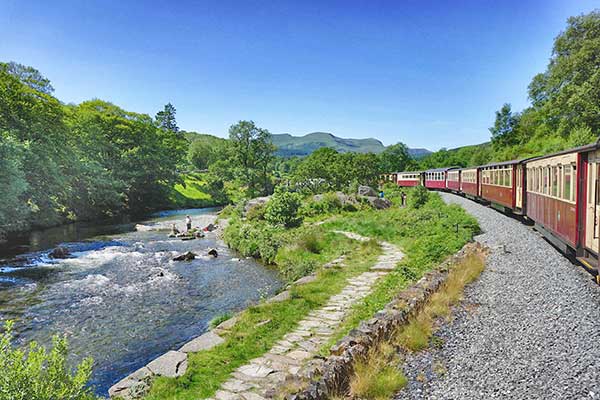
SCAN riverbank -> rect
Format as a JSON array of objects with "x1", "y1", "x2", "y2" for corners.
[
  {"x1": 0, "y1": 172, "x2": 228, "y2": 249},
  {"x1": 0, "y1": 207, "x2": 278, "y2": 396},
  {"x1": 139, "y1": 190, "x2": 479, "y2": 400}
]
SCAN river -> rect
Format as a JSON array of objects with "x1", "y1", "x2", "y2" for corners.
[{"x1": 0, "y1": 208, "x2": 283, "y2": 396}]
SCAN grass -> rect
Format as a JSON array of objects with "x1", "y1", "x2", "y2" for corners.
[
  {"x1": 145, "y1": 237, "x2": 381, "y2": 400},
  {"x1": 146, "y1": 187, "x2": 480, "y2": 400},
  {"x1": 319, "y1": 191, "x2": 479, "y2": 354},
  {"x1": 348, "y1": 343, "x2": 407, "y2": 400},
  {"x1": 343, "y1": 248, "x2": 486, "y2": 400},
  {"x1": 396, "y1": 251, "x2": 486, "y2": 352},
  {"x1": 170, "y1": 173, "x2": 220, "y2": 208},
  {"x1": 209, "y1": 312, "x2": 233, "y2": 329}
]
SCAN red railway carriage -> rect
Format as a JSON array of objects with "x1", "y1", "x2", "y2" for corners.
[
  {"x1": 446, "y1": 169, "x2": 460, "y2": 192},
  {"x1": 459, "y1": 167, "x2": 479, "y2": 198},
  {"x1": 425, "y1": 167, "x2": 455, "y2": 189},
  {"x1": 479, "y1": 160, "x2": 526, "y2": 213},
  {"x1": 525, "y1": 151, "x2": 580, "y2": 249},
  {"x1": 397, "y1": 172, "x2": 422, "y2": 187},
  {"x1": 524, "y1": 144, "x2": 600, "y2": 276}
]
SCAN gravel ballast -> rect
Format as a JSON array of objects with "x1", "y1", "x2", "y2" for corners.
[{"x1": 395, "y1": 192, "x2": 600, "y2": 400}]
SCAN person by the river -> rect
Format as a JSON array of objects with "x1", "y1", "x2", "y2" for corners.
[
  {"x1": 170, "y1": 223, "x2": 180, "y2": 236},
  {"x1": 185, "y1": 215, "x2": 192, "y2": 232}
]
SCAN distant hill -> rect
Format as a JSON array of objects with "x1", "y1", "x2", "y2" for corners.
[{"x1": 271, "y1": 132, "x2": 431, "y2": 158}]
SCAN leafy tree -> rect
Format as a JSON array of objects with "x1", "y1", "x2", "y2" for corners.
[
  {"x1": 0, "y1": 321, "x2": 97, "y2": 400},
  {"x1": 489, "y1": 103, "x2": 521, "y2": 148},
  {"x1": 0, "y1": 61, "x2": 54, "y2": 94},
  {"x1": 529, "y1": 11, "x2": 600, "y2": 137},
  {"x1": 155, "y1": 102, "x2": 179, "y2": 133},
  {"x1": 228, "y1": 120, "x2": 275, "y2": 196},
  {"x1": 0, "y1": 136, "x2": 29, "y2": 239},
  {"x1": 410, "y1": 185, "x2": 429, "y2": 208},
  {"x1": 187, "y1": 133, "x2": 228, "y2": 171},
  {"x1": 379, "y1": 143, "x2": 414, "y2": 173},
  {"x1": 0, "y1": 65, "x2": 72, "y2": 228}
]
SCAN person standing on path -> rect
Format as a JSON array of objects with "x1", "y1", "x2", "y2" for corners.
[{"x1": 185, "y1": 215, "x2": 192, "y2": 232}]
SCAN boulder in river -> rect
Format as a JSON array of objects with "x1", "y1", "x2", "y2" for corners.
[
  {"x1": 173, "y1": 251, "x2": 197, "y2": 261},
  {"x1": 49, "y1": 246, "x2": 70, "y2": 259},
  {"x1": 208, "y1": 249, "x2": 218, "y2": 258}
]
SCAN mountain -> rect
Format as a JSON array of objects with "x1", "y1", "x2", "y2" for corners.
[
  {"x1": 271, "y1": 132, "x2": 431, "y2": 158},
  {"x1": 407, "y1": 148, "x2": 432, "y2": 159}
]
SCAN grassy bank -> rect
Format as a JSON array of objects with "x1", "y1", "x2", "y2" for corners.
[
  {"x1": 169, "y1": 173, "x2": 227, "y2": 209},
  {"x1": 319, "y1": 191, "x2": 479, "y2": 353},
  {"x1": 345, "y1": 248, "x2": 486, "y2": 400},
  {"x1": 146, "y1": 236, "x2": 381, "y2": 400},
  {"x1": 145, "y1": 187, "x2": 479, "y2": 400}
]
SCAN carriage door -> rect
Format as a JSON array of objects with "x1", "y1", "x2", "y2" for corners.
[
  {"x1": 515, "y1": 165, "x2": 523, "y2": 209},
  {"x1": 585, "y1": 152, "x2": 600, "y2": 252}
]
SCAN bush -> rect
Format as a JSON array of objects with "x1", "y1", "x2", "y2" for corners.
[
  {"x1": 410, "y1": 185, "x2": 429, "y2": 208},
  {"x1": 0, "y1": 321, "x2": 97, "y2": 400},
  {"x1": 264, "y1": 190, "x2": 303, "y2": 228},
  {"x1": 222, "y1": 219, "x2": 285, "y2": 264},
  {"x1": 300, "y1": 192, "x2": 344, "y2": 217},
  {"x1": 246, "y1": 202, "x2": 266, "y2": 221}
]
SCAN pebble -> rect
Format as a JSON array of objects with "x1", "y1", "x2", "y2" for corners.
[{"x1": 395, "y1": 193, "x2": 600, "y2": 400}]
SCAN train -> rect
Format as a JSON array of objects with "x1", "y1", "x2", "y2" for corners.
[{"x1": 393, "y1": 142, "x2": 600, "y2": 283}]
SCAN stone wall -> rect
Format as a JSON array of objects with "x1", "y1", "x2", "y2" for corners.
[{"x1": 286, "y1": 242, "x2": 484, "y2": 400}]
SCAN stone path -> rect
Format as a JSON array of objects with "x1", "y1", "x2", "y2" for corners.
[{"x1": 214, "y1": 231, "x2": 404, "y2": 400}]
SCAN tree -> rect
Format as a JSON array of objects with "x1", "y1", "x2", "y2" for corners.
[
  {"x1": 0, "y1": 320, "x2": 97, "y2": 400},
  {"x1": 379, "y1": 143, "x2": 414, "y2": 173},
  {"x1": 489, "y1": 103, "x2": 521, "y2": 148},
  {"x1": 155, "y1": 102, "x2": 179, "y2": 133},
  {"x1": 0, "y1": 61, "x2": 54, "y2": 94},
  {"x1": 527, "y1": 11, "x2": 600, "y2": 137},
  {"x1": 228, "y1": 120, "x2": 275, "y2": 196}
]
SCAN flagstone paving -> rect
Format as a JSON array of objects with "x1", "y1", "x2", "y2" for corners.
[{"x1": 211, "y1": 231, "x2": 404, "y2": 400}]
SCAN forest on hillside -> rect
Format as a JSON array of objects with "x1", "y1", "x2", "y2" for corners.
[
  {"x1": 0, "y1": 63, "x2": 415, "y2": 240},
  {"x1": 419, "y1": 11, "x2": 599, "y2": 169}
]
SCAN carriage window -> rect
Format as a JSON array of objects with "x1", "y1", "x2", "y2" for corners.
[
  {"x1": 551, "y1": 167, "x2": 558, "y2": 197},
  {"x1": 563, "y1": 165, "x2": 572, "y2": 201},
  {"x1": 543, "y1": 168, "x2": 548, "y2": 194}
]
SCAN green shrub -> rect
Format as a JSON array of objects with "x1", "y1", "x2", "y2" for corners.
[
  {"x1": 0, "y1": 321, "x2": 97, "y2": 400},
  {"x1": 222, "y1": 219, "x2": 285, "y2": 264},
  {"x1": 246, "y1": 202, "x2": 266, "y2": 221},
  {"x1": 300, "y1": 192, "x2": 345, "y2": 217},
  {"x1": 410, "y1": 185, "x2": 429, "y2": 208},
  {"x1": 264, "y1": 190, "x2": 303, "y2": 228}
]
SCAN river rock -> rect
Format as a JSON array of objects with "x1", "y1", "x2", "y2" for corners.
[
  {"x1": 146, "y1": 350, "x2": 188, "y2": 377},
  {"x1": 358, "y1": 185, "x2": 378, "y2": 197},
  {"x1": 180, "y1": 331, "x2": 225, "y2": 353},
  {"x1": 173, "y1": 251, "x2": 197, "y2": 261},
  {"x1": 108, "y1": 366, "x2": 153, "y2": 399},
  {"x1": 204, "y1": 223, "x2": 218, "y2": 232},
  {"x1": 208, "y1": 248, "x2": 219, "y2": 258},
  {"x1": 49, "y1": 246, "x2": 70, "y2": 259}
]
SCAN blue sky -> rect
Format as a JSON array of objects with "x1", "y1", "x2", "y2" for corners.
[{"x1": 1, "y1": 0, "x2": 597, "y2": 150}]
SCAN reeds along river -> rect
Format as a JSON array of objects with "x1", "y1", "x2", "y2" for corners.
[{"x1": 0, "y1": 208, "x2": 283, "y2": 395}]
